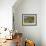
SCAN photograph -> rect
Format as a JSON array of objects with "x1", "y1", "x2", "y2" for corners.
[{"x1": 22, "y1": 14, "x2": 37, "y2": 26}]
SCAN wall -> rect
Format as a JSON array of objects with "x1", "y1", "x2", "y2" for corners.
[
  {"x1": 13, "y1": 0, "x2": 41, "y2": 46},
  {"x1": 0, "y1": 0, "x2": 16, "y2": 30},
  {"x1": 41, "y1": 0, "x2": 46, "y2": 46},
  {"x1": 0, "y1": 0, "x2": 46, "y2": 46},
  {"x1": 0, "y1": 0, "x2": 17, "y2": 39}
]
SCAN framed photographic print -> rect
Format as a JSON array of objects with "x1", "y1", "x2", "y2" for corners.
[{"x1": 22, "y1": 14, "x2": 37, "y2": 26}]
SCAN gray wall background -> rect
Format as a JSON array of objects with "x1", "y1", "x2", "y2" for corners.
[{"x1": 12, "y1": 0, "x2": 41, "y2": 46}]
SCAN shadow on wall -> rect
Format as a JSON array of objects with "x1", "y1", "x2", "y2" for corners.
[
  {"x1": 12, "y1": 0, "x2": 24, "y2": 10},
  {"x1": 10, "y1": 42, "x2": 16, "y2": 46}
]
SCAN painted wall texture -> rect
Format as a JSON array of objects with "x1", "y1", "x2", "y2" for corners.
[
  {"x1": 13, "y1": 0, "x2": 41, "y2": 46},
  {"x1": 0, "y1": 0, "x2": 16, "y2": 29},
  {"x1": 0, "y1": 0, "x2": 46, "y2": 46},
  {"x1": 13, "y1": 0, "x2": 46, "y2": 46}
]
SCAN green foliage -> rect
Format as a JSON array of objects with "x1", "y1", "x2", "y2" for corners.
[{"x1": 24, "y1": 16, "x2": 34, "y2": 23}]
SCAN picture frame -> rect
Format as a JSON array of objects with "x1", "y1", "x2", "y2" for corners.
[{"x1": 22, "y1": 14, "x2": 37, "y2": 26}]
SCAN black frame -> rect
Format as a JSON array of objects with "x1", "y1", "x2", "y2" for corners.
[{"x1": 22, "y1": 14, "x2": 37, "y2": 26}]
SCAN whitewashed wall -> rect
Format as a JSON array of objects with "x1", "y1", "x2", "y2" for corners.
[
  {"x1": 0, "y1": 0, "x2": 16, "y2": 30},
  {"x1": 41, "y1": 0, "x2": 46, "y2": 46},
  {"x1": 0, "y1": 0, "x2": 16, "y2": 38},
  {"x1": 13, "y1": 0, "x2": 41, "y2": 46},
  {"x1": 0, "y1": 0, "x2": 46, "y2": 46}
]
